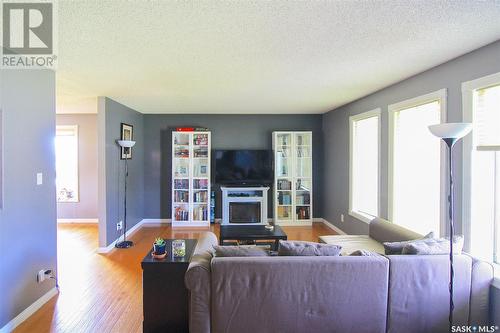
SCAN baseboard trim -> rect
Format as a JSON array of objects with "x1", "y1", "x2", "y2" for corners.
[
  {"x1": 57, "y1": 218, "x2": 98, "y2": 224},
  {"x1": 0, "y1": 287, "x2": 58, "y2": 333},
  {"x1": 319, "y1": 218, "x2": 347, "y2": 235},
  {"x1": 142, "y1": 219, "x2": 171, "y2": 224},
  {"x1": 96, "y1": 219, "x2": 145, "y2": 253},
  {"x1": 96, "y1": 217, "x2": 345, "y2": 253}
]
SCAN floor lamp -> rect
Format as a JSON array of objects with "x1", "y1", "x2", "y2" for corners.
[
  {"x1": 428, "y1": 122, "x2": 472, "y2": 331},
  {"x1": 116, "y1": 139, "x2": 136, "y2": 248}
]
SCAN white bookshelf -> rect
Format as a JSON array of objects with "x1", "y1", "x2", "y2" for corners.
[
  {"x1": 273, "y1": 131, "x2": 313, "y2": 226},
  {"x1": 171, "y1": 131, "x2": 211, "y2": 227}
]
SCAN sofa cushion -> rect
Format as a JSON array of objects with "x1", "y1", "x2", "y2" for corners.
[
  {"x1": 401, "y1": 236, "x2": 464, "y2": 255},
  {"x1": 319, "y1": 235, "x2": 385, "y2": 256},
  {"x1": 213, "y1": 245, "x2": 269, "y2": 257},
  {"x1": 278, "y1": 240, "x2": 341, "y2": 256},
  {"x1": 211, "y1": 256, "x2": 389, "y2": 333},
  {"x1": 467, "y1": 254, "x2": 494, "y2": 325},
  {"x1": 386, "y1": 254, "x2": 472, "y2": 333},
  {"x1": 383, "y1": 232, "x2": 435, "y2": 255}
]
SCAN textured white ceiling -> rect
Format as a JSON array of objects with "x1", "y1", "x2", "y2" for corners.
[{"x1": 57, "y1": 0, "x2": 500, "y2": 114}]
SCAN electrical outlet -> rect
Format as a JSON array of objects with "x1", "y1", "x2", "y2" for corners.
[
  {"x1": 117, "y1": 221, "x2": 123, "y2": 231},
  {"x1": 340, "y1": 214, "x2": 344, "y2": 223},
  {"x1": 36, "y1": 173, "x2": 43, "y2": 185},
  {"x1": 37, "y1": 270, "x2": 46, "y2": 283},
  {"x1": 36, "y1": 269, "x2": 53, "y2": 283}
]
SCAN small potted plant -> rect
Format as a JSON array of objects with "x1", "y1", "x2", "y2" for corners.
[{"x1": 152, "y1": 237, "x2": 166, "y2": 259}]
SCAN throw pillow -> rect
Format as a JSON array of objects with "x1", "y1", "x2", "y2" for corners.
[
  {"x1": 383, "y1": 232, "x2": 435, "y2": 255},
  {"x1": 278, "y1": 240, "x2": 342, "y2": 256},
  {"x1": 212, "y1": 245, "x2": 269, "y2": 257},
  {"x1": 349, "y1": 249, "x2": 381, "y2": 256},
  {"x1": 401, "y1": 236, "x2": 464, "y2": 255}
]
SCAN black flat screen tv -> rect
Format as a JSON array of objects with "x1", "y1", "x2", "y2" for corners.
[{"x1": 214, "y1": 150, "x2": 273, "y2": 185}]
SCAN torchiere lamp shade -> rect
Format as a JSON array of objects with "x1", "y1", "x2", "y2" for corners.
[
  {"x1": 117, "y1": 140, "x2": 136, "y2": 148},
  {"x1": 428, "y1": 123, "x2": 472, "y2": 139}
]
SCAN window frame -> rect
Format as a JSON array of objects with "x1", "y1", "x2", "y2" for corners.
[
  {"x1": 349, "y1": 108, "x2": 381, "y2": 223},
  {"x1": 462, "y1": 71, "x2": 500, "y2": 260},
  {"x1": 387, "y1": 89, "x2": 447, "y2": 235},
  {"x1": 56, "y1": 125, "x2": 80, "y2": 203}
]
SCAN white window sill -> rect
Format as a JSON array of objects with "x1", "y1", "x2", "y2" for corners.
[{"x1": 349, "y1": 210, "x2": 374, "y2": 224}]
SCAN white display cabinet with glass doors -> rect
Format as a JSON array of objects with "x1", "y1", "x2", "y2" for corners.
[
  {"x1": 172, "y1": 131, "x2": 211, "y2": 226},
  {"x1": 273, "y1": 131, "x2": 313, "y2": 225}
]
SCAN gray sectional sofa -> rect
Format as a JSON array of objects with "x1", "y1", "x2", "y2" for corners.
[{"x1": 184, "y1": 219, "x2": 494, "y2": 333}]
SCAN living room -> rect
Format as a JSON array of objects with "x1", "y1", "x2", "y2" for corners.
[{"x1": 1, "y1": 1, "x2": 500, "y2": 333}]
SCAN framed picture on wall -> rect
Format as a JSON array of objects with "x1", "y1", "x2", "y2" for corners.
[{"x1": 120, "y1": 123, "x2": 133, "y2": 159}]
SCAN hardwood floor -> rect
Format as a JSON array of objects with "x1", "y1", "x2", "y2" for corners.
[{"x1": 14, "y1": 222, "x2": 335, "y2": 333}]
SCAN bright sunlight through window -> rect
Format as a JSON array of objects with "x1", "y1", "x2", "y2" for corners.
[
  {"x1": 56, "y1": 125, "x2": 79, "y2": 203},
  {"x1": 350, "y1": 110, "x2": 380, "y2": 221},
  {"x1": 390, "y1": 96, "x2": 443, "y2": 235},
  {"x1": 470, "y1": 83, "x2": 500, "y2": 264}
]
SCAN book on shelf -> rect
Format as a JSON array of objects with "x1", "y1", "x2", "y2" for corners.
[
  {"x1": 278, "y1": 180, "x2": 291, "y2": 190},
  {"x1": 278, "y1": 206, "x2": 290, "y2": 218},
  {"x1": 278, "y1": 192, "x2": 292, "y2": 205},
  {"x1": 194, "y1": 179, "x2": 208, "y2": 189},
  {"x1": 210, "y1": 191, "x2": 215, "y2": 223},
  {"x1": 174, "y1": 179, "x2": 189, "y2": 189},
  {"x1": 174, "y1": 191, "x2": 189, "y2": 202},
  {"x1": 296, "y1": 193, "x2": 310, "y2": 205},
  {"x1": 296, "y1": 206, "x2": 310, "y2": 220},
  {"x1": 194, "y1": 191, "x2": 208, "y2": 203},
  {"x1": 194, "y1": 205, "x2": 208, "y2": 220},
  {"x1": 174, "y1": 147, "x2": 189, "y2": 157},
  {"x1": 193, "y1": 134, "x2": 209, "y2": 145},
  {"x1": 175, "y1": 206, "x2": 189, "y2": 221},
  {"x1": 193, "y1": 147, "x2": 208, "y2": 157}
]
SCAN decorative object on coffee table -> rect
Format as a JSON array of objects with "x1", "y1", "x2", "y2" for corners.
[
  {"x1": 172, "y1": 239, "x2": 186, "y2": 257},
  {"x1": 142, "y1": 239, "x2": 198, "y2": 333},
  {"x1": 115, "y1": 136, "x2": 136, "y2": 249},
  {"x1": 152, "y1": 238, "x2": 166, "y2": 259},
  {"x1": 428, "y1": 122, "x2": 472, "y2": 331}
]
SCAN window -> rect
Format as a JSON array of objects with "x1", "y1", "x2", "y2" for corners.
[
  {"x1": 349, "y1": 109, "x2": 381, "y2": 222},
  {"x1": 463, "y1": 72, "x2": 500, "y2": 264},
  {"x1": 388, "y1": 89, "x2": 446, "y2": 235},
  {"x1": 56, "y1": 125, "x2": 79, "y2": 202}
]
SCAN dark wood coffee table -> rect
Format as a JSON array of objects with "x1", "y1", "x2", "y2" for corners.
[{"x1": 219, "y1": 225, "x2": 287, "y2": 250}]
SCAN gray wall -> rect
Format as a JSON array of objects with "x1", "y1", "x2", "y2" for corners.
[
  {"x1": 0, "y1": 70, "x2": 57, "y2": 328},
  {"x1": 98, "y1": 97, "x2": 144, "y2": 247},
  {"x1": 56, "y1": 114, "x2": 98, "y2": 219},
  {"x1": 322, "y1": 39, "x2": 500, "y2": 235},
  {"x1": 143, "y1": 114, "x2": 323, "y2": 219}
]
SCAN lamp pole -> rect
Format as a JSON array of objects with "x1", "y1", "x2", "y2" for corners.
[
  {"x1": 443, "y1": 137, "x2": 458, "y2": 331},
  {"x1": 428, "y1": 122, "x2": 472, "y2": 332}
]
